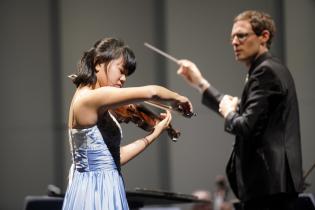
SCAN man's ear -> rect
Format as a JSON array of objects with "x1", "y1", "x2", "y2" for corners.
[{"x1": 260, "y1": 30, "x2": 270, "y2": 46}]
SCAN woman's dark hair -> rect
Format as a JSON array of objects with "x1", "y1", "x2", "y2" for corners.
[
  {"x1": 72, "y1": 37, "x2": 136, "y2": 87},
  {"x1": 234, "y1": 10, "x2": 276, "y2": 49}
]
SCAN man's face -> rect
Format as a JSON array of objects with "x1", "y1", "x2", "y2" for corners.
[{"x1": 230, "y1": 20, "x2": 261, "y2": 65}]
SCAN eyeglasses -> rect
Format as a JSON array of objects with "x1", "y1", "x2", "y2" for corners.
[{"x1": 230, "y1": 32, "x2": 256, "y2": 43}]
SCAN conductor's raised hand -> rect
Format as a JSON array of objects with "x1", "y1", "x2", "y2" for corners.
[
  {"x1": 177, "y1": 59, "x2": 209, "y2": 92},
  {"x1": 177, "y1": 60, "x2": 203, "y2": 86}
]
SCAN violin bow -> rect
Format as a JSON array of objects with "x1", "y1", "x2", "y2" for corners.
[
  {"x1": 144, "y1": 101, "x2": 195, "y2": 117},
  {"x1": 144, "y1": 101, "x2": 175, "y2": 113}
]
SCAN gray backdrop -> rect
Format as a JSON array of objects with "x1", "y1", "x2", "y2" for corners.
[{"x1": 0, "y1": 0, "x2": 314, "y2": 210}]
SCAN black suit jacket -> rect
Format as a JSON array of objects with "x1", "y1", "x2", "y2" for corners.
[{"x1": 202, "y1": 52, "x2": 303, "y2": 201}]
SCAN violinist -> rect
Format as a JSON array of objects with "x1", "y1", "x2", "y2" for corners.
[{"x1": 62, "y1": 37, "x2": 193, "y2": 210}]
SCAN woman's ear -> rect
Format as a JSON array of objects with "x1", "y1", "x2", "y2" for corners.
[{"x1": 95, "y1": 63, "x2": 101, "y2": 73}]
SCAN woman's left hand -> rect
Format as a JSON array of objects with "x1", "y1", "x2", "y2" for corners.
[{"x1": 149, "y1": 110, "x2": 172, "y2": 140}]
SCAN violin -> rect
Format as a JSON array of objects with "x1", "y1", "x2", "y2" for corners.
[{"x1": 112, "y1": 103, "x2": 181, "y2": 142}]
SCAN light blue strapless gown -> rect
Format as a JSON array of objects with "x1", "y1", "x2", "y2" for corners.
[{"x1": 62, "y1": 116, "x2": 129, "y2": 210}]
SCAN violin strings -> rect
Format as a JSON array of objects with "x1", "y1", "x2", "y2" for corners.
[{"x1": 144, "y1": 101, "x2": 181, "y2": 116}]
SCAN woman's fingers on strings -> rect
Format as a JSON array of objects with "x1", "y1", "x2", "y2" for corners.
[
  {"x1": 166, "y1": 110, "x2": 172, "y2": 125},
  {"x1": 160, "y1": 110, "x2": 172, "y2": 126}
]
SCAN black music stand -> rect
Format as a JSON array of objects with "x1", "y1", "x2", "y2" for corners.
[
  {"x1": 23, "y1": 196, "x2": 63, "y2": 210},
  {"x1": 296, "y1": 193, "x2": 315, "y2": 210},
  {"x1": 127, "y1": 188, "x2": 209, "y2": 209},
  {"x1": 23, "y1": 189, "x2": 208, "y2": 210}
]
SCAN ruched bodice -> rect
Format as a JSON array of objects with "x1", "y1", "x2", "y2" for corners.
[
  {"x1": 69, "y1": 125, "x2": 117, "y2": 172},
  {"x1": 62, "y1": 113, "x2": 129, "y2": 210}
]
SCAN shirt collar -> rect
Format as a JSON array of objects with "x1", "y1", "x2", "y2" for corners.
[{"x1": 248, "y1": 52, "x2": 272, "y2": 75}]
